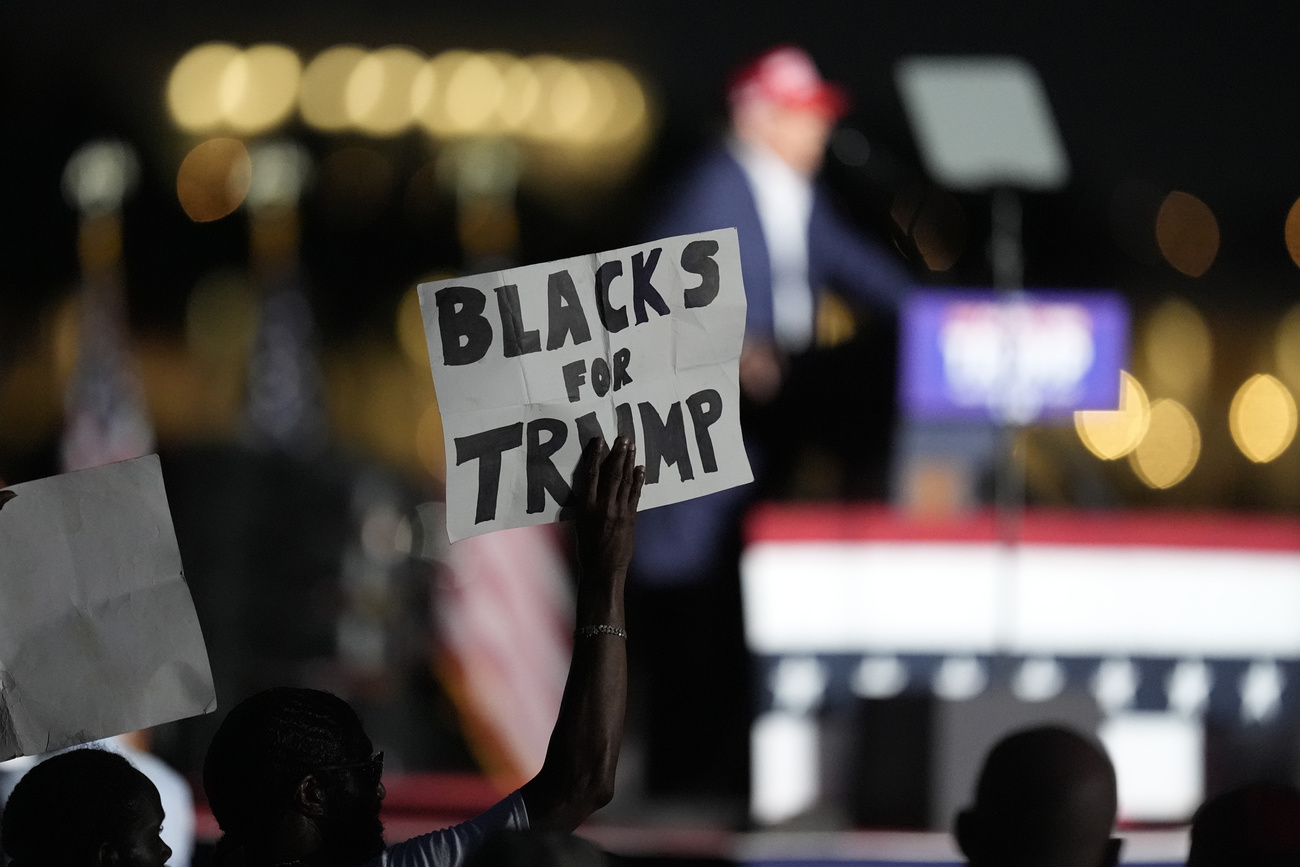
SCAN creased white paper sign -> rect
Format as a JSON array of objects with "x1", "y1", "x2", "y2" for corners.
[
  {"x1": 0, "y1": 455, "x2": 216, "y2": 760},
  {"x1": 419, "y1": 228, "x2": 754, "y2": 542}
]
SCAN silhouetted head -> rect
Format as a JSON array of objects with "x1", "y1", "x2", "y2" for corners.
[
  {"x1": 956, "y1": 726, "x2": 1120, "y2": 867},
  {"x1": 1188, "y1": 782, "x2": 1300, "y2": 867},
  {"x1": 1, "y1": 747, "x2": 171, "y2": 867},
  {"x1": 203, "y1": 687, "x2": 384, "y2": 866},
  {"x1": 468, "y1": 829, "x2": 608, "y2": 867}
]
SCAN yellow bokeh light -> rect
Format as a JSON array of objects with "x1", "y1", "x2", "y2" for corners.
[
  {"x1": 410, "y1": 56, "x2": 445, "y2": 133},
  {"x1": 1075, "y1": 371, "x2": 1150, "y2": 459},
  {"x1": 300, "y1": 46, "x2": 367, "y2": 131},
  {"x1": 168, "y1": 42, "x2": 241, "y2": 132},
  {"x1": 496, "y1": 55, "x2": 541, "y2": 132},
  {"x1": 1285, "y1": 198, "x2": 1300, "y2": 270},
  {"x1": 1155, "y1": 190, "x2": 1219, "y2": 278},
  {"x1": 346, "y1": 46, "x2": 425, "y2": 135},
  {"x1": 176, "y1": 138, "x2": 252, "y2": 222},
  {"x1": 412, "y1": 51, "x2": 469, "y2": 135},
  {"x1": 547, "y1": 60, "x2": 591, "y2": 138},
  {"x1": 1230, "y1": 374, "x2": 1297, "y2": 463},
  {"x1": 562, "y1": 62, "x2": 619, "y2": 144},
  {"x1": 1129, "y1": 398, "x2": 1200, "y2": 489},
  {"x1": 1143, "y1": 298, "x2": 1212, "y2": 401},
  {"x1": 223, "y1": 44, "x2": 301, "y2": 133},
  {"x1": 598, "y1": 62, "x2": 648, "y2": 143},
  {"x1": 521, "y1": 55, "x2": 581, "y2": 140},
  {"x1": 1274, "y1": 304, "x2": 1300, "y2": 392},
  {"x1": 444, "y1": 53, "x2": 506, "y2": 135}
]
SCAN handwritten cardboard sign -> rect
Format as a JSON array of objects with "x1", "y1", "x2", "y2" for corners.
[
  {"x1": 0, "y1": 456, "x2": 216, "y2": 760},
  {"x1": 419, "y1": 229, "x2": 753, "y2": 542}
]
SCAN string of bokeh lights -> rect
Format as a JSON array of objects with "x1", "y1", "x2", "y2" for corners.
[
  {"x1": 159, "y1": 44, "x2": 1300, "y2": 490},
  {"x1": 166, "y1": 43, "x2": 653, "y2": 225},
  {"x1": 1076, "y1": 186, "x2": 1300, "y2": 490},
  {"x1": 1075, "y1": 299, "x2": 1300, "y2": 490},
  {"x1": 168, "y1": 43, "x2": 649, "y2": 144}
]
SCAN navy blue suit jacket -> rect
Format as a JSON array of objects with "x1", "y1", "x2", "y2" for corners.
[
  {"x1": 631, "y1": 148, "x2": 913, "y2": 585},
  {"x1": 650, "y1": 147, "x2": 911, "y2": 342}
]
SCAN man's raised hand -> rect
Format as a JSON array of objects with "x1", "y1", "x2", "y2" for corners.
[
  {"x1": 575, "y1": 436, "x2": 644, "y2": 580},
  {"x1": 521, "y1": 435, "x2": 642, "y2": 831}
]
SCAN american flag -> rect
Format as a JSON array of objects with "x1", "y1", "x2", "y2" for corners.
[{"x1": 434, "y1": 523, "x2": 574, "y2": 789}]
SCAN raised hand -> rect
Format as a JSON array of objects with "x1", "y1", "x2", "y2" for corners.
[
  {"x1": 575, "y1": 436, "x2": 644, "y2": 580},
  {"x1": 520, "y1": 434, "x2": 643, "y2": 831}
]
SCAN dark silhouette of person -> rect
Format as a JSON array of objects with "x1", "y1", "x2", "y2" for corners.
[
  {"x1": 1, "y1": 747, "x2": 172, "y2": 867},
  {"x1": 1187, "y1": 782, "x2": 1300, "y2": 867},
  {"x1": 956, "y1": 726, "x2": 1121, "y2": 867},
  {"x1": 202, "y1": 437, "x2": 643, "y2": 867}
]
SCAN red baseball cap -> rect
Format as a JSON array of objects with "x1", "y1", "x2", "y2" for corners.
[{"x1": 727, "y1": 45, "x2": 850, "y2": 119}]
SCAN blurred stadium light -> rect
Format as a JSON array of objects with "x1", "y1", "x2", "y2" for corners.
[
  {"x1": 1129, "y1": 398, "x2": 1200, "y2": 488},
  {"x1": 299, "y1": 45, "x2": 367, "y2": 130},
  {"x1": 168, "y1": 43, "x2": 301, "y2": 135},
  {"x1": 1156, "y1": 191, "x2": 1219, "y2": 278},
  {"x1": 1075, "y1": 371, "x2": 1150, "y2": 460},
  {"x1": 176, "y1": 138, "x2": 252, "y2": 222},
  {"x1": 62, "y1": 139, "x2": 139, "y2": 218},
  {"x1": 1230, "y1": 373, "x2": 1297, "y2": 463},
  {"x1": 1143, "y1": 298, "x2": 1213, "y2": 405},
  {"x1": 345, "y1": 46, "x2": 425, "y2": 136},
  {"x1": 1274, "y1": 303, "x2": 1300, "y2": 392},
  {"x1": 247, "y1": 139, "x2": 313, "y2": 213},
  {"x1": 170, "y1": 43, "x2": 649, "y2": 145}
]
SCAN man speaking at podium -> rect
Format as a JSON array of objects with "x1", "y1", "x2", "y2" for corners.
[{"x1": 631, "y1": 45, "x2": 914, "y2": 800}]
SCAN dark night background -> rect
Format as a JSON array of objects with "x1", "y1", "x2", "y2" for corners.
[{"x1": 4, "y1": 0, "x2": 1300, "y2": 832}]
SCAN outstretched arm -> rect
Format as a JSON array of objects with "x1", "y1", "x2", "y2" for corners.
[{"x1": 520, "y1": 435, "x2": 643, "y2": 830}]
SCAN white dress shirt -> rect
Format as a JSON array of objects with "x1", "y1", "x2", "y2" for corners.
[{"x1": 729, "y1": 136, "x2": 817, "y2": 353}]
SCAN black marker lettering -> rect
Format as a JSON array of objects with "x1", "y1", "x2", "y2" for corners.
[
  {"x1": 526, "y1": 418, "x2": 571, "y2": 513},
  {"x1": 494, "y1": 284, "x2": 541, "y2": 358},
  {"x1": 681, "y1": 239, "x2": 720, "y2": 308},
  {"x1": 615, "y1": 402, "x2": 635, "y2": 445},
  {"x1": 594, "y1": 261, "x2": 629, "y2": 333},
  {"x1": 546, "y1": 270, "x2": 592, "y2": 350},
  {"x1": 612, "y1": 347, "x2": 633, "y2": 391},
  {"x1": 436, "y1": 286, "x2": 492, "y2": 366},
  {"x1": 561, "y1": 359, "x2": 587, "y2": 402},
  {"x1": 576, "y1": 406, "x2": 637, "y2": 462},
  {"x1": 686, "y1": 388, "x2": 723, "y2": 473},
  {"x1": 590, "y1": 357, "x2": 611, "y2": 397},
  {"x1": 632, "y1": 247, "x2": 670, "y2": 324},
  {"x1": 638, "y1": 401, "x2": 694, "y2": 483},
  {"x1": 455, "y1": 423, "x2": 524, "y2": 523}
]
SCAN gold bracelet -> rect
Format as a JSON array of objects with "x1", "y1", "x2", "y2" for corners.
[{"x1": 575, "y1": 624, "x2": 628, "y2": 640}]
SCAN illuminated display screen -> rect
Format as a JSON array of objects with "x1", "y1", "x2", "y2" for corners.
[{"x1": 899, "y1": 290, "x2": 1129, "y2": 423}]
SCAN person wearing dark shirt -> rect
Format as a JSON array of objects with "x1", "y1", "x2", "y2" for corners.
[
  {"x1": 956, "y1": 726, "x2": 1121, "y2": 867},
  {"x1": 1187, "y1": 782, "x2": 1300, "y2": 867},
  {"x1": 202, "y1": 437, "x2": 643, "y2": 867},
  {"x1": 1, "y1": 747, "x2": 172, "y2": 867}
]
